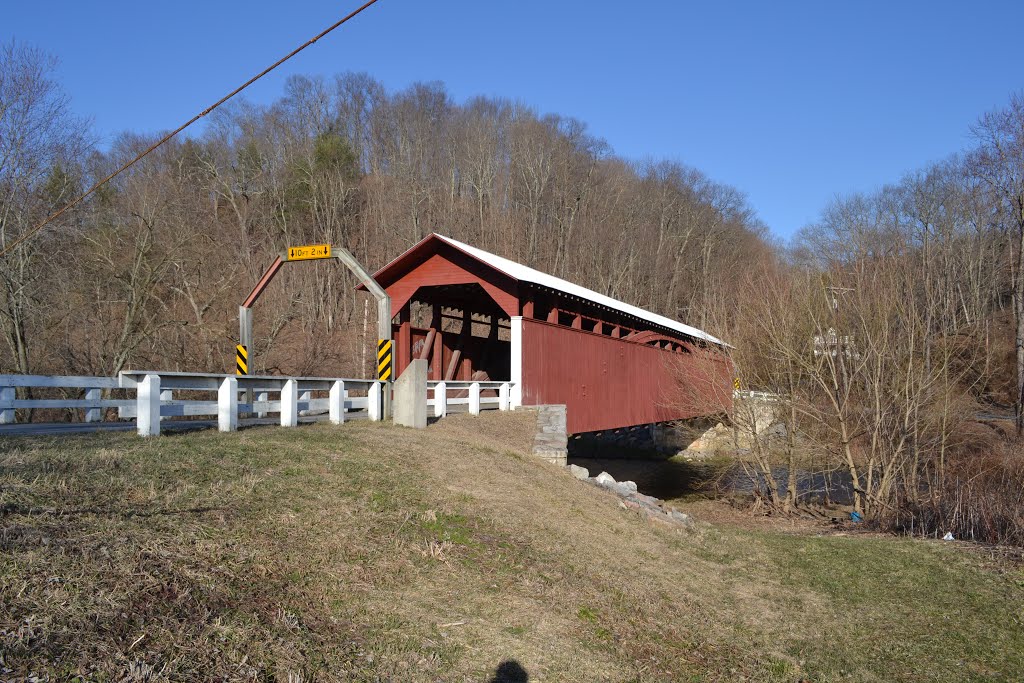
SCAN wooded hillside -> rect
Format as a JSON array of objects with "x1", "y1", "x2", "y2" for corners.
[{"x1": 0, "y1": 42, "x2": 771, "y2": 380}]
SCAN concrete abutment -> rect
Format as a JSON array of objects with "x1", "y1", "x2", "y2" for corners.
[
  {"x1": 517, "y1": 404, "x2": 568, "y2": 465},
  {"x1": 393, "y1": 359, "x2": 428, "y2": 428}
]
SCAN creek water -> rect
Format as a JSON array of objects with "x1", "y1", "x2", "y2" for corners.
[{"x1": 567, "y1": 453, "x2": 855, "y2": 506}]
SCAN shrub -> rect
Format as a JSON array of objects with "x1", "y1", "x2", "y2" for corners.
[{"x1": 888, "y1": 439, "x2": 1024, "y2": 546}]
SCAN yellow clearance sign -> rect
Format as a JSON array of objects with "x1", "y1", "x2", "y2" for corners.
[{"x1": 286, "y1": 244, "x2": 332, "y2": 261}]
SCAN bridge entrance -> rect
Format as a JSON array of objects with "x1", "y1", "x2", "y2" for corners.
[{"x1": 392, "y1": 284, "x2": 511, "y2": 384}]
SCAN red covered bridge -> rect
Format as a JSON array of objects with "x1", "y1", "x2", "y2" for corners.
[{"x1": 362, "y1": 234, "x2": 733, "y2": 434}]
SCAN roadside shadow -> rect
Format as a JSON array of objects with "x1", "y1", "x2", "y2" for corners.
[{"x1": 489, "y1": 659, "x2": 528, "y2": 682}]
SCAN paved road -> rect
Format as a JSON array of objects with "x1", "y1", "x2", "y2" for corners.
[
  {"x1": 0, "y1": 404, "x2": 486, "y2": 438},
  {"x1": 0, "y1": 412, "x2": 369, "y2": 438},
  {"x1": 977, "y1": 412, "x2": 1015, "y2": 422}
]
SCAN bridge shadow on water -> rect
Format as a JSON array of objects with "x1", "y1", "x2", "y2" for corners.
[
  {"x1": 568, "y1": 432, "x2": 857, "y2": 505},
  {"x1": 567, "y1": 434, "x2": 715, "y2": 501}
]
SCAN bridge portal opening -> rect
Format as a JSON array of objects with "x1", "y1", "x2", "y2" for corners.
[{"x1": 395, "y1": 283, "x2": 511, "y2": 383}]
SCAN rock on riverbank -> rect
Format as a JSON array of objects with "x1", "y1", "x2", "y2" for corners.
[{"x1": 567, "y1": 464, "x2": 696, "y2": 530}]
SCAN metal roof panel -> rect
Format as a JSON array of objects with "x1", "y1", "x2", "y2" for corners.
[{"x1": 432, "y1": 233, "x2": 729, "y2": 347}]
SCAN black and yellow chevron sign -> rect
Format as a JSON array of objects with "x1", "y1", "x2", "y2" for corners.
[
  {"x1": 734, "y1": 377, "x2": 741, "y2": 390},
  {"x1": 377, "y1": 339, "x2": 393, "y2": 381},
  {"x1": 236, "y1": 344, "x2": 248, "y2": 376}
]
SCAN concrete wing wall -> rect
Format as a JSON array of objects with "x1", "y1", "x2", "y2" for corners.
[{"x1": 519, "y1": 319, "x2": 732, "y2": 434}]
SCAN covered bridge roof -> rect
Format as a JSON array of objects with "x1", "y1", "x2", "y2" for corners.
[{"x1": 368, "y1": 233, "x2": 728, "y2": 348}]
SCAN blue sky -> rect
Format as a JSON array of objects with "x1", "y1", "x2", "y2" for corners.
[{"x1": 5, "y1": 1, "x2": 1023, "y2": 238}]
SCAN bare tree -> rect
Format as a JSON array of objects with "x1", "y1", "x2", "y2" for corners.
[
  {"x1": 971, "y1": 93, "x2": 1024, "y2": 435},
  {"x1": 0, "y1": 41, "x2": 89, "y2": 375}
]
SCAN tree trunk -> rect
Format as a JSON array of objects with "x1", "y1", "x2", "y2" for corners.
[{"x1": 1016, "y1": 203, "x2": 1024, "y2": 436}]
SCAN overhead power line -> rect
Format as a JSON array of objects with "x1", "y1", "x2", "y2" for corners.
[{"x1": 0, "y1": 0, "x2": 383, "y2": 258}]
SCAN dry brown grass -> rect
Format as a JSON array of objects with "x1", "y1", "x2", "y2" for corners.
[{"x1": 1, "y1": 414, "x2": 1022, "y2": 682}]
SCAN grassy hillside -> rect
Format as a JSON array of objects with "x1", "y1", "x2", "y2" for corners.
[{"x1": 1, "y1": 413, "x2": 1022, "y2": 682}]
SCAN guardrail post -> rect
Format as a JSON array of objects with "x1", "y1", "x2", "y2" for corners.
[
  {"x1": 137, "y1": 374, "x2": 161, "y2": 437},
  {"x1": 434, "y1": 381, "x2": 447, "y2": 418},
  {"x1": 0, "y1": 386, "x2": 14, "y2": 424},
  {"x1": 257, "y1": 391, "x2": 268, "y2": 418},
  {"x1": 499, "y1": 382, "x2": 510, "y2": 411},
  {"x1": 368, "y1": 381, "x2": 382, "y2": 421},
  {"x1": 218, "y1": 376, "x2": 238, "y2": 432},
  {"x1": 329, "y1": 380, "x2": 345, "y2": 424},
  {"x1": 469, "y1": 382, "x2": 481, "y2": 416},
  {"x1": 281, "y1": 379, "x2": 298, "y2": 427},
  {"x1": 159, "y1": 389, "x2": 172, "y2": 422},
  {"x1": 84, "y1": 388, "x2": 102, "y2": 422}
]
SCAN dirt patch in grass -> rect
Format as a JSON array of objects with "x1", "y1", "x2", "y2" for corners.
[{"x1": 1, "y1": 418, "x2": 1023, "y2": 682}]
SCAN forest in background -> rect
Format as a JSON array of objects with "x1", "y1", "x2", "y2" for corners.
[
  {"x1": 2, "y1": 41, "x2": 1022, "y2": 543},
  {"x1": 0, "y1": 42, "x2": 771, "y2": 382}
]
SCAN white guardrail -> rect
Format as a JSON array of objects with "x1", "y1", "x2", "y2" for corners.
[
  {"x1": 428, "y1": 380, "x2": 511, "y2": 418},
  {"x1": 0, "y1": 372, "x2": 513, "y2": 437}
]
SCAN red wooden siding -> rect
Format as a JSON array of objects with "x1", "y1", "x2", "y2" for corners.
[{"x1": 520, "y1": 319, "x2": 732, "y2": 434}]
